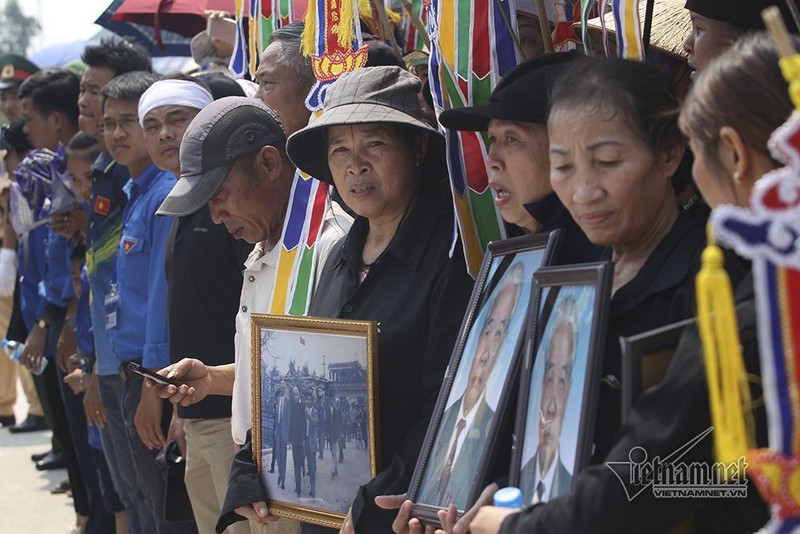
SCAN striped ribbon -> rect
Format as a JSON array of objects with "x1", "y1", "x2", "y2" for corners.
[
  {"x1": 611, "y1": 0, "x2": 643, "y2": 60},
  {"x1": 580, "y1": 0, "x2": 643, "y2": 60},
  {"x1": 426, "y1": 0, "x2": 517, "y2": 277},
  {"x1": 267, "y1": 0, "x2": 369, "y2": 316},
  {"x1": 268, "y1": 167, "x2": 331, "y2": 315},
  {"x1": 402, "y1": 0, "x2": 428, "y2": 53}
]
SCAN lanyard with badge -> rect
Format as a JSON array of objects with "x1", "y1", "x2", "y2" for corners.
[
  {"x1": 105, "y1": 282, "x2": 119, "y2": 330},
  {"x1": 105, "y1": 178, "x2": 143, "y2": 331}
]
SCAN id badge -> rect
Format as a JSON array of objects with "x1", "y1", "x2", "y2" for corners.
[{"x1": 104, "y1": 283, "x2": 120, "y2": 330}]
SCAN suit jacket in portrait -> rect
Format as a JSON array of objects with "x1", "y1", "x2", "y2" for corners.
[
  {"x1": 519, "y1": 450, "x2": 572, "y2": 505},
  {"x1": 289, "y1": 399, "x2": 306, "y2": 448},
  {"x1": 274, "y1": 394, "x2": 291, "y2": 443},
  {"x1": 416, "y1": 396, "x2": 495, "y2": 511},
  {"x1": 305, "y1": 405, "x2": 319, "y2": 450}
]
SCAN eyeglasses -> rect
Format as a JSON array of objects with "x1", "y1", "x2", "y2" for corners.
[{"x1": 98, "y1": 116, "x2": 140, "y2": 134}]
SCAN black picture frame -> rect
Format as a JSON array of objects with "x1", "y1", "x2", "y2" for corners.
[
  {"x1": 619, "y1": 318, "x2": 695, "y2": 423},
  {"x1": 408, "y1": 231, "x2": 561, "y2": 527},
  {"x1": 509, "y1": 262, "x2": 612, "y2": 506}
]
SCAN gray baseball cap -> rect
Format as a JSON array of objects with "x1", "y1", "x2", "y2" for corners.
[{"x1": 156, "y1": 96, "x2": 286, "y2": 217}]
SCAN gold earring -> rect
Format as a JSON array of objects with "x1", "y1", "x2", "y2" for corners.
[{"x1": 733, "y1": 171, "x2": 742, "y2": 184}]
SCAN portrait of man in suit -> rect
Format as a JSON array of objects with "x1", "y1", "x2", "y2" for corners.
[
  {"x1": 304, "y1": 393, "x2": 319, "y2": 498},
  {"x1": 272, "y1": 382, "x2": 291, "y2": 490},
  {"x1": 519, "y1": 295, "x2": 578, "y2": 504},
  {"x1": 417, "y1": 263, "x2": 524, "y2": 510},
  {"x1": 288, "y1": 386, "x2": 306, "y2": 496}
]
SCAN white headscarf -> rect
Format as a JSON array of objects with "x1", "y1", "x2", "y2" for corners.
[{"x1": 138, "y1": 80, "x2": 214, "y2": 126}]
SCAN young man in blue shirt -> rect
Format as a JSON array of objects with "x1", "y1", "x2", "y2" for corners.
[
  {"x1": 100, "y1": 71, "x2": 196, "y2": 534},
  {"x1": 76, "y1": 40, "x2": 156, "y2": 534}
]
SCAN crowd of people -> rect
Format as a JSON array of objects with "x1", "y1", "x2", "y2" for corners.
[{"x1": 0, "y1": 0, "x2": 798, "y2": 533}]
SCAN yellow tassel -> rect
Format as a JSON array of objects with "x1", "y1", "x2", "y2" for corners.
[
  {"x1": 386, "y1": 8, "x2": 401, "y2": 24},
  {"x1": 337, "y1": 0, "x2": 356, "y2": 49},
  {"x1": 696, "y1": 224, "x2": 754, "y2": 471},
  {"x1": 359, "y1": 0, "x2": 373, "y2": 18},
  {"x1": 301, "y1": 0, "x2": 317, "y2": 57}
]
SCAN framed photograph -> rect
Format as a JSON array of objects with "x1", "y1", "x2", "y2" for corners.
[
  {"x1": 510, "y1": 262, "x2": 612, "y2": 506},
  {"x1": 620, "y1": 318, "x2": 694, "y2": 422},
  {"x1": 251, "y1": 314, "x2": 379, "y2": 528},
  {"x1": 409, "y1": 231, "x2": 561, "y2": 526}
]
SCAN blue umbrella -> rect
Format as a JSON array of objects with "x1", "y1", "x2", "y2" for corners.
[
  {"x1": 95, "y1": 0, "x2": 191, "y2": 57},
  {"x1": 29, "y1": 40, "x2": 91, "y2": 68}
]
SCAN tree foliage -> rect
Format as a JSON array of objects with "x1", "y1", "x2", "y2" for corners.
[{"x1": 0, "y1": 0, "x2": 41, "y2": 55}]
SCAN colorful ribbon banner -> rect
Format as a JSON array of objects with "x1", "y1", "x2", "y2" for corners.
[
  {"x1": 230, "y1": 0, "x2": 305, "y2": 77},
  {"x1": 268, "y1": 0, "x2": 369, "y2": 316},
  {"x1": 580, "y1": 0, "x2": 643, "y2": 60},
  {"x1": 426, "y1": 0, "x2": 518, "y2": 277}
]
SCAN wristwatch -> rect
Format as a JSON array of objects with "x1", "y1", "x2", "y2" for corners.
[
  {"x1": 36, "y1": 318, "x2": 49, "y2": 330},
  {"x1": 64, "y1": 317, "x2": 77, "y2": 332}
]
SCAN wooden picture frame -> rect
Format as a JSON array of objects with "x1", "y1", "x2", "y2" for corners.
[
  {"x1": 408, "y1": 231, "x2": 561, "y2": 527},
  {"x1": 251, "y1": 314, "x2": 379, "y2": 529},
  {"x1": 620, "y1": 318, "x2": 695, "y2": 422},
  {"x1": 510, "y1": 262, "x2": 612, "y2": 506}
]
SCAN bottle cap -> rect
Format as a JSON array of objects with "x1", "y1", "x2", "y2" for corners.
[{"x1": 493, "y1": 487, "x2": 523, "y2": 508}]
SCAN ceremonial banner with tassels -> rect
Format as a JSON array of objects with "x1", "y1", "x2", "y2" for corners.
[
  {"x1": 580, "y1": 0, "x2": 644, "y2": 60},
  {"x1": 230, "y1": 0, "x2": 306, "y2": 78},
  {"x1": 707, "y1": 42, "x2": 800, "y2": 530},
  {"x1": 426, "y1": 0, "x2": 518, "y2": 277},
  {"x1": 302, "y1": 0, "x2": 370, "y2": 110},
  {"x1": 267, "y1": 0, "x2": 368, "y2": 316}
]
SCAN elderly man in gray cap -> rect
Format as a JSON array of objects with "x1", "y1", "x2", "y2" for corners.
[
  {"x1": 153, "y1": 95, "x2": 350, "y2": 533},
  {"x1": 140, "y1": 79, "x2": 253, "y2": 534}
]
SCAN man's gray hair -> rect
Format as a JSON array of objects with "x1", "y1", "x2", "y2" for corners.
[
  {"x1": 550, "y1": 295, "x2": 579, "y2": 374},
  {"x1": 268, "y1": 22, "x2": 315, "y2": 89}
]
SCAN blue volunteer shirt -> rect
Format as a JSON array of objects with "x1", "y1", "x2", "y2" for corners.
[
  {"x1": 77, "y1": 263, "x2": 93, "y2": 355},
  {"x1": 110, "y1": 163, "x2": 175, "y2": 369},
  {"x1": 41, "y1": 229, "x2": 73, "y2": 311},
  {"x1": 87, "y1": 153, "x2": 130, "y2": 376},
  {"x1": 17, "y1": 224, "x2": 48, "y2": 331}
]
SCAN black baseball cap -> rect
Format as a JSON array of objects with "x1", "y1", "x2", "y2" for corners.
[
  {"x1": 0, "y1": 118, "x2": 32, "y2": 153},
  {"x1": 438, "y1": 51, "x2": 582, "y2": 132},
  {"x1": 684, "y1": 0, "x2": 799, "y2": 32}
]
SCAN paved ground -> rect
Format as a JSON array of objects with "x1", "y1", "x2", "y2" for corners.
[
  {"x1": 0, "y1": 379, "x2": 77, "y2": 533},
  {"x1": 262, "y1": 439, "x2": 372, "y2": 515}
]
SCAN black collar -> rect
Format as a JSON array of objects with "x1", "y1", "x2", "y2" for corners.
[
  {"x1": 336, "y1": 193, "x2": 443, "y2": 273},
  {"x1": 524, "y1": 192, "x2": 573, "y2": 231},
  {"x1": 610, "y1": 208, "x2": 705, "y2": 313}
]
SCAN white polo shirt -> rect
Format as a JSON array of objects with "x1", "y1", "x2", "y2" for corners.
[{"x1": 231, "y1": 203, "x2": 352, "y2": 444}]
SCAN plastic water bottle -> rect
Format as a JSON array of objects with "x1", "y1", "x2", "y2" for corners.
[
  {"x1": 1, "y1": 338, "x2": 48, "y2": 375},
  {"x1": 493, "y1": 487, "x2": 524, "y2": 509},
  {"x1": 1, "y1": 338, "x2": 23, "y2": 362}
]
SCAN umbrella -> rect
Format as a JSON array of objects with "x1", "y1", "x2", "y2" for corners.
[
  {"x1": 96, "y1": 0, "x2": 193, "y2": 57},
  {"x1": 110, "y1": 0, "x2": 236, "y2": 39}
]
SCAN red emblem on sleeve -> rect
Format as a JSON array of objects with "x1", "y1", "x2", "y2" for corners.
[
  {"x1": 94, "y1": 195, "x2": 110, "y2": 216},
  {"x1": 122, "y1": 237, "x2": 138, "y2": 254}
]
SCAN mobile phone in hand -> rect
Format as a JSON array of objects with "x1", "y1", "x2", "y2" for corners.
[
  {"x1": 127, "y1": 361, "x2": 183, "y2": 387},
  {"x1": 206, "y1": 16, "x2": 237, "y2": 45}
]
